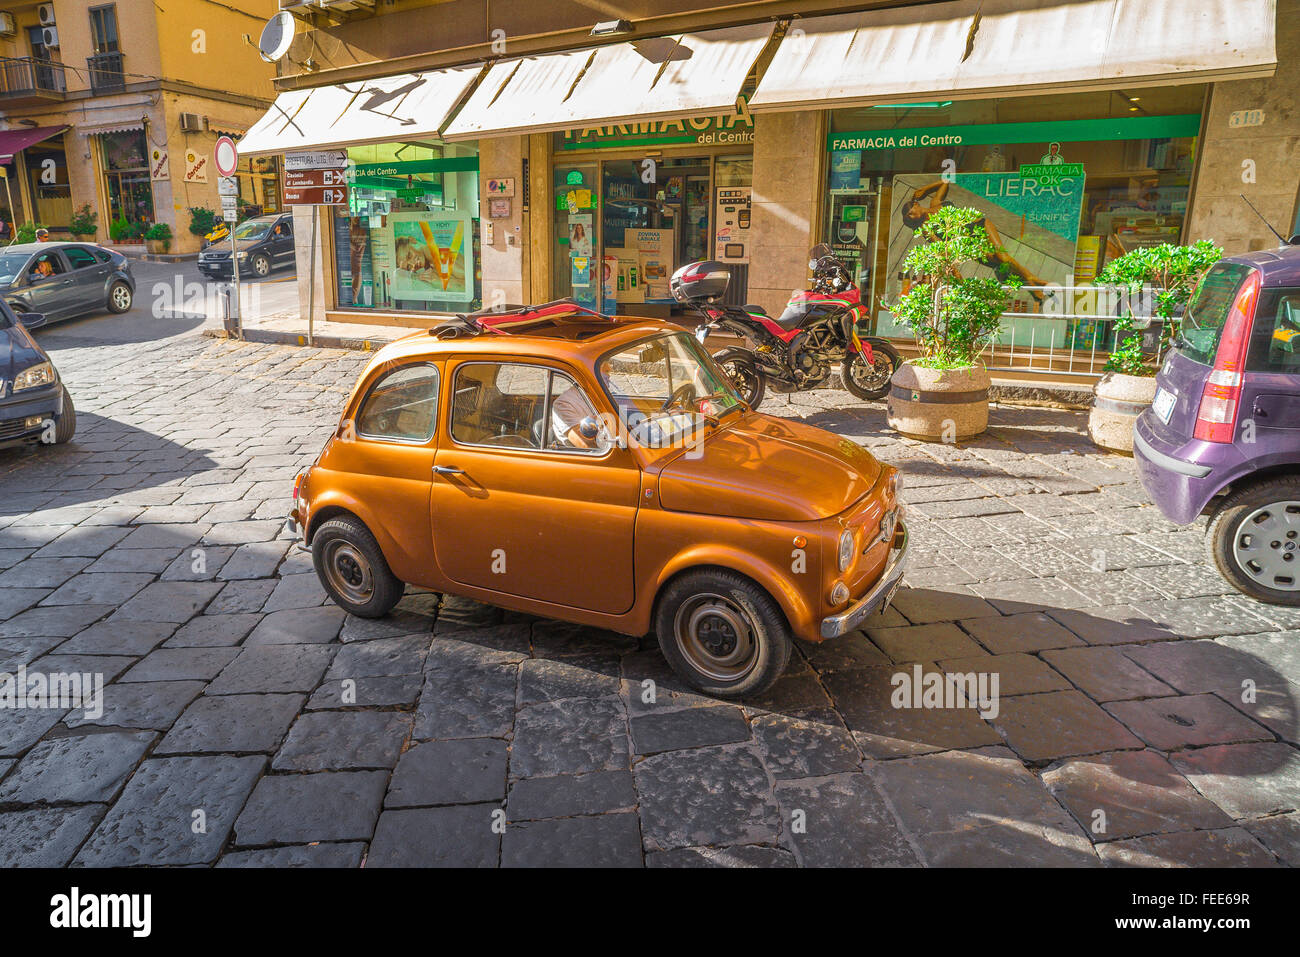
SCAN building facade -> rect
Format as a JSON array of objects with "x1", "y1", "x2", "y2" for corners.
[
  {"x1": 0, "y1": 0, "x2": 281, "y2": 254},
  {"x1": 241, "y1": 0, "x2": 1297, "y2": 369}
]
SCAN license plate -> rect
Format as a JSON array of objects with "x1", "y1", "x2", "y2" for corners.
[
  {"x1": 881, "y1": 579, "x2": 901, "y2": 614},
  {"x1": 1152, "y1": 387, "x2": 1176, "y2": 424}
]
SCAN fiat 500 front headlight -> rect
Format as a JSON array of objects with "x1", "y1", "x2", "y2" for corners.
[
  {"x1": 12, "y1": 362, "x2": 54, "y2": 392},
  {"x1": 837, "y1": 528, "x2": 856, "y2": 572}
]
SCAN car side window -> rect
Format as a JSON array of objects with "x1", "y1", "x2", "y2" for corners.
[
  {"x1": 451, "y1": 362, "x2": 604, "y2": 453},
  {"x1": 354, "y1": 363, "x2": 440, "y2": 443},
  {"x1": 64, "y1": 247, "x2": 99, "y2": 270},
  {"x1": 29, "y1": 252, "x2": 65, "y2": 279},
  {"x1": 1247, "y1": 289, "x2": 1300, "y2": 373},
  {"x1": 91, "y1": 249, "x2": 111, "y2": 263}
]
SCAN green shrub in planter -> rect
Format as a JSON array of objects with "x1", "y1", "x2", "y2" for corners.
[
  {"x1": 144, "y1": 222, "x2": 172, "y2": 241},
  {"x1": 109, "y1": 217, "x2": 132, "y2": 241},
  {"x1": 69, "y1": 204, "x2": 98, "y2": 238},
  {"x1": 188, "y1": 206, "x2": 217, "y2": 237},
  {"x1": 13, "y1": 222, "x2": 45, "y2": 244}
]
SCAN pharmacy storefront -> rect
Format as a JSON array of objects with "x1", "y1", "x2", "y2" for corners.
[{"x1": 547, "y1": 110, "x2": 754, "y2": 314}]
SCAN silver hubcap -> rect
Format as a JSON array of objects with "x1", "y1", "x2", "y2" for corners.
[
  {"x1": 1233, "y1": 501, "x2": 1300, "y2": 590},
  {"x1": 254, "y1": 258, "x2": 269, "y2": 276},
  {"x1": 112, "y1": 286, "x2": 130, "y2": 309},
  {"x1": 321, "y1": 540, "x2": 375, "y2": 604},
  {"x1": 674, "y1": 592, "x2": 759, "y2": 682},
  {"x1": 848, "y1": 353, "x2": 891, "y2": 392}
]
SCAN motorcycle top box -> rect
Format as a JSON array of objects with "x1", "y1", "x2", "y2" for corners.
[{"x1": 670, "y1": 261, "x2": 732, "y2": 303}]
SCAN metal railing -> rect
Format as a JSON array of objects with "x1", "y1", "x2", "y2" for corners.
[
  {"x1": 0, "y1": 55, "x2": 66, "y2": 99},
  {"x1": 87, "y1": 51, "x2": 126, "y2": 95},
  {"x1": 882, "y1": 284, "x2": 1171, "y2": 379}
]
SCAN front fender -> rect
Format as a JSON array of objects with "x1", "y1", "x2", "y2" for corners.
[
  {"x1": 650, "y1": 544, "x2": 818, "y2": 643},
  {"x1": 304, "y1": 488, "x2": 416, "y2": 580}
]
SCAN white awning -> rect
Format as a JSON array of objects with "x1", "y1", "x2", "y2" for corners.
[
  {"x1": 750, "y1": 0, "x2": 1277, "y2": 112},
  {"x1": 237, "y1": 64, "x2": 485, "y2": 156},
  {"x1": 442, "y1": 23, "x2": 773, "y2": 141}
]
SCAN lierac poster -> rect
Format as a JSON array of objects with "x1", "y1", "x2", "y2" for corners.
[
  {"x1": 885, "y1": 168, "x2": 1085, "y2": 311},
  {"x1": 387, "y1": 211, "x2": 475, "y2": 304}
]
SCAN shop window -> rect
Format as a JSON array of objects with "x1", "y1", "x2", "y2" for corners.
[
  {"x1": 552, "y1": 153, "x2": 753, "y2": 314},
  {"x1": 234, "y1": 154, "x2": 281, "y2": 217},
  {"x1": 822, "y1": 85, "x2": 1206, "y2": 346},
  {"x1": 100, "y1": 131, "x2": 154, "y2": 229},
  {"x1": 333, "y1": 140, "x2": 480, "y2": 314}
]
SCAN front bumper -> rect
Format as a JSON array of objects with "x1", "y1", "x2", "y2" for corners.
[
  {"x1": 820, "y1": 521, "x2": 908, "y2": 639},
  {"x1": 0, "y1": 383, "x2": 61, "y2": 446}
]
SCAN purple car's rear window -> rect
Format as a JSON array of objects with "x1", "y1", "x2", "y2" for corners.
[{"x1": 1177, "y1": 262, "x2": 1252, "y2": 365}]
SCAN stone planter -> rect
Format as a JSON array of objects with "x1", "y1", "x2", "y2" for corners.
[
  {"x1": 1088, "y1": 372, "x2": 1157, "y2": 453},
  {"x1": 145, "y1": 239, "x2": 171, "y2": 255},
  {"x1": 886, "y1": 362, "x2": 991, "y2": 441},
  {"x1": 70, "y1": 233, "x2": 95, "y2": 244}
]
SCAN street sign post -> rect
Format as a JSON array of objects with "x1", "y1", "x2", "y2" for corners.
[
  {"x1": 283, "y1": 150, "x2": 347, "y2": 171},
  {"x1": 282, "y1": 185, "x2": 349, "y2": 206},
  {"x1": 284, "y1": 168, "x2": 348, "y2": 189},
  {"x1": 281, "y1": 150, "x2": 349, "y2": 348},
  {"x1": 213, "y1": 136, "x2": 241, "y2": 337}
]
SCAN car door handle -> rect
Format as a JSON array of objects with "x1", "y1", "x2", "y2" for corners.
[{"x1": 432, "y1": 465, "x2": 465, "y2": 475}]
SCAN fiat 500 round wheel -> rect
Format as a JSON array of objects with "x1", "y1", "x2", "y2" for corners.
[
  {"x1": 712, "y1": 348, "x2": 765, "y2": 409},
  {"x1": 311, "y1": 516, "x2": 404, "y2": 617},
  {"x1": 1207, "y1": 478, "x2": 1300, "y2": 605},
  {"x1": 654, "y1": 569, "x2": 792, "y2": 699},
  {"x1": 842, "y1": 340, "x2": 900, "y2": 401}
]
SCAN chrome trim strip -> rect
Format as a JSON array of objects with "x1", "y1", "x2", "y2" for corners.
[{"x1": 820, "y1": 522, "x2": 908, "y2": 639}]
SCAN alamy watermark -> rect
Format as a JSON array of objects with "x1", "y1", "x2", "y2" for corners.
[{"x1": 0, "y1": 667, "x2": 103, "y2": 720}]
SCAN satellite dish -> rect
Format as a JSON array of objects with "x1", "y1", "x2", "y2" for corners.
[{"x1": 258, "y1": 11, "x2": 295, "y2": 63}]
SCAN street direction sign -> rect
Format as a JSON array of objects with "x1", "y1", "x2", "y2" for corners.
[
  {"x1": 223, "y1": 207, "x2": 238, "y2": 222},
  {"x1": 217, "y1": 175, "x2": 239, "y2": 196},
  {"x1": 284, "y1": 150, "x2": 347, "y2": 171},
  {"x1": 283, "y1": 184, "x2": 349, "y2": 206},
  {"x1": 284, "y1": 167, "x2": 348, "y2": 189},
  {"x1": 214, "y1": 136, "x2": 238, "y2": 177}
]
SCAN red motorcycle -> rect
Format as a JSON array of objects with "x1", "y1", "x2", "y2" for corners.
[{"x1": 670, "y1": 245, "x2": 900, "y2": 408}]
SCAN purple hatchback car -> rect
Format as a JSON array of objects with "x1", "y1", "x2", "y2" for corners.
[{"x1": 1135, "y1": 243, "x2": 1300, "y2": 604}]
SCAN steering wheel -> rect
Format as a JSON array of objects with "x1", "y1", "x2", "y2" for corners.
[{"x1": 661, "y1": 383, "x2": 697, "y2": 412}]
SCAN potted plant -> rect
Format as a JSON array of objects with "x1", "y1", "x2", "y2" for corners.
[
  {"x1": 144, "y1": 222, "x2": 172, "y2": 254},
  {"x1": 69, "y1": 204, "x2": 98, "y2": 243},
  {"x1": 189, "y1": 206, "x2": 217, "y2": 238},
  {"x1": 885, "y1": 206, "x2": 1019, "y2": 441},
  {"x1": 13, "y1": 222, "x2": 44, "y2": 245},
  {"x1": 109, "y1": 216, "x2": 133, "y2": 243},
  {"x1": 1088, "y1": 240, "x2": 1223, "y2": 452}
]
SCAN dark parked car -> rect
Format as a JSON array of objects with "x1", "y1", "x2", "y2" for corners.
[
  {"x1": 0, "y1": 242, "x2": 134, "y2": 322},
  {"x1": 198, "y1": 213, "x2": 295, "y2": 280},
  {"x1": 0, "y1": 298, "x2": 74, "y2": 447},
  {"x1": 1134, "y1": 243, "x2": 1300, "y2": 603}
]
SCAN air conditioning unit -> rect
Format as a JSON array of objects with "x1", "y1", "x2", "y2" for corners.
[
  {"x1": 41, "y1": 26, "x2": 59, "y2": 48},
  {"x1": 179, "y1": 112, "x2": 208, "y2": 132},
  {"x1": 37, "y1": 4, "x2": 56, "y2": 27},
  {"x1": 0, "y1": 12, "x2": 17, "y2": 37}
]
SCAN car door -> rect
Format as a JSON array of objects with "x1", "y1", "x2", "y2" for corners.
[
  {"x1": 273, "y1": 217, "x2": 294, "y2": 269},
  {"x1": 22, "y1": 251, "x2": 75, "y2": 321},
  {"x1": 60, "y1": 245, "x2": 110, "y2": 314},
  {"x1": 430, "y1": 358, "x2": 640, "y2": 615}
]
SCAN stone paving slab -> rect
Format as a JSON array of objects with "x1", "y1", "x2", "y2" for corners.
[{"x1": 0, "y1": 333, "x2": 1295, "y2": 867}]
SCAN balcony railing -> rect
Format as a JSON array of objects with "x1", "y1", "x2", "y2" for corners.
[
  {"x1": 0, "y1": 56, "x2": 67, "y2": 102},
  {"x1": 87, "y1": 51, "x2": 126, "y2": 95}
]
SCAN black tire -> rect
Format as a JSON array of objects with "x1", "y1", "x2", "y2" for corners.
[
  {"x1": 1207, "y1": 476, "x2": 1300, "y2": 605},
  {"x1": 106, "y1": 281, "x2": 132, "y2": 313},
  {"x1": 249, "y1": 254, "x2": 271, "y2": 278},
  {"x1": 311, "y1": 516, "x2": 404, "y2": 618},
  {"x1": 712, "y1": 347, "x2": 765, "y2": 410},
  {"x1": 654, "y1": 568, "x2": 792, "y2": 699},
  {"x1": 842, "y1": 339, "x2": 900, "y2": 401},
  {"x1": 52, "y1": 385, "x2": 75, "y2": 445}
]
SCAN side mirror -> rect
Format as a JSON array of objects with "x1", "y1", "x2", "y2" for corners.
[
  {"x1": 577, "y1": 416, "x2": 602, "y2": 441},
  {"x1": 17, "y1": 312, "x2": 46, "y2": 328}
]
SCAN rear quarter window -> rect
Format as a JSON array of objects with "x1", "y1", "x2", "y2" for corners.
[
  {"x1": 1246, "y1": 288, "x2": 1300, "y2": 373},
  {"x1": 1178, "y1": 262, "x2": 1253, "y2": 365}
]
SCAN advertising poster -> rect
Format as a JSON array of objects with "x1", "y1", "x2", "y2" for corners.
[
  {"x1": 387, "y1": 211, "x2": 475, "y2": 304},
  {"x1": 885, "y1": 168, "x2": 1085, "y2": 312},
  {"x1": 568, "y1": 214, "x2": 593, "y2": 257},
  {"x1": 334, "y1": 211, "x2": 373, "y2": 308},
  {"x1": 634, "y1": 228, "x2": 674, "y2": 301}
]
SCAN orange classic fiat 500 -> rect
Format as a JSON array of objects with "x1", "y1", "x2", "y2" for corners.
[{"x1": 289, "y1": 299, "x2": 907, "y2": 698}]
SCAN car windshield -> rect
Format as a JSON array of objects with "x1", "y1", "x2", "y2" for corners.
[
  {"x1": 1177, "y1": 261, "x2": 1254, "y2": 365},
  {"x1": 598, "y1": 332, "x2": 741, "y2": 450},
  {"x1": 232, "y1": 220, "x2": 273, "y2": 241},
  {"x1": 0, "y1": 253, "x2": 30, "y2": 283}
]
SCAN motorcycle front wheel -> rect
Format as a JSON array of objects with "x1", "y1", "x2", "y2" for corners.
[
  {"x1": 712, "y1": 348, "x2": 766, "y2": 410},
  {"x1": 843, "y1": 340, "x2": 900, "y2": 401}
]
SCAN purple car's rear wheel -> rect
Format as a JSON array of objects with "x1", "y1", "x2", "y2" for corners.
[{"x1": 1208, "y1": 478, "x2": 1300, "y2": 605}]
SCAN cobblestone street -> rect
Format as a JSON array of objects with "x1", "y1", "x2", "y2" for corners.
[{"x1": 0, "y1": 329, "x2": 1296, "y2": 867}]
